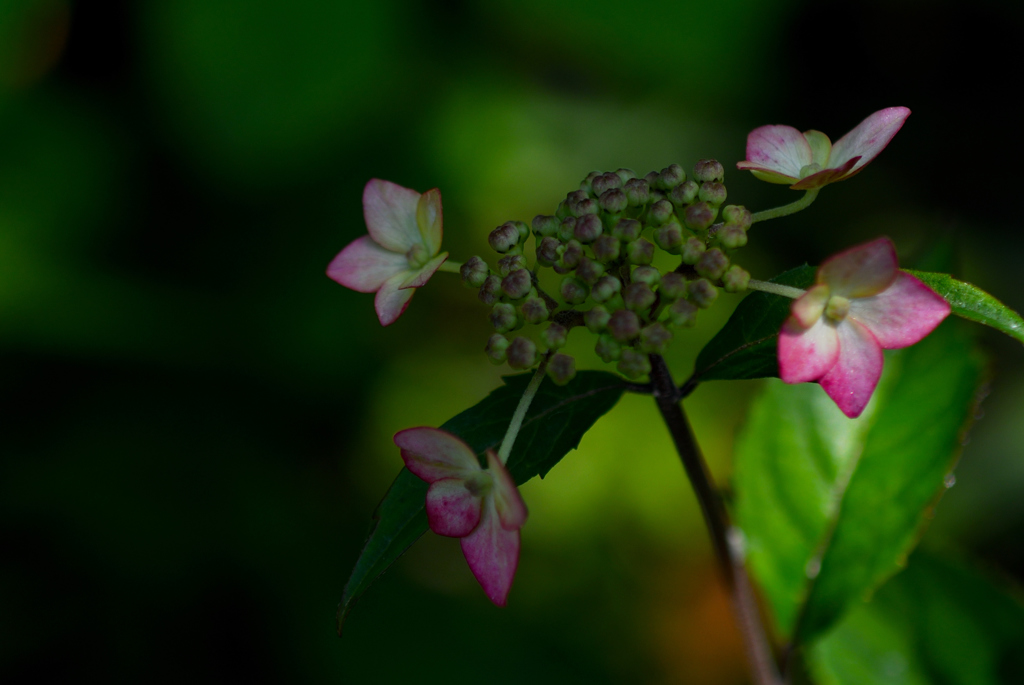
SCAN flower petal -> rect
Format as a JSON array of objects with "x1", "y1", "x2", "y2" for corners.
[
  {"x1": 789, "y1": 156, "x2": 858, "y2": 190},
  {"x1": 416, "y1": 188, "x2": 443, "y2": 257},
  {"x1": 818, "y1": 237, "x2": 898, "y2": 298},
  {"x1": 827, "y1": 107, "x2": 911, "y2": 180},
  {"x1": 849, "y1": 272, "x2": 950, "y2": 349},
  {"x1": 737, "y1": 125, "x2": 814, "y2": 182},
  {"x1": 486, "y1": 451, "x2": 527, "y2": 531},
  {"x1": 426, "y1": 478, "x2": 483, "y2": 537},
  {"x1": 395, "y1": 427, "x2": 482, "y2": 482},
  {"x1": 460, "y1": 497, "x2": 520, "y2": 606},
  {"x1": 803, "y1": 130, "x2": 832, "y2": 168},
  {"x1": 325, "y1": 235, "x2": 409, "y2": 293},
  {"x1": 819, "y1": 318, "x2": 884, "y2": 418},
  {"x1": 400, "y1": 252, "x2": 449, "y2": 289},
  {"x1": 736, "y1": 163, "x2": 800, "y2": 186},
  {"x1": 362, "y1": 179, "x2": 423, "y2": 254},
  {"x1": 778, "y1": 316, "x2": 840, "y2": 384},
  {"x1": 792, "y1": 284, "x2": 830, "y2": 328},
  {"x1": 374, "y1": 271, "x2": 416, "y2": 326}
]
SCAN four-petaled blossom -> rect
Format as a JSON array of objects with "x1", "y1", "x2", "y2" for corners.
[
  {"x1": 778, "y1": 237, "x2": 950, "y2": 418},
  {"x1": 737, "y1": 107, "x2": 911, "y2": 190},
  {"x1": 395, "y1": 427, "x2": 528, "y2": 606},
  {"x1": 327, "y1": 179, "x2": 448, "y2": 326}
]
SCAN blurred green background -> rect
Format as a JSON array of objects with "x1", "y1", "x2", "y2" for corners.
[{"x1": 1, "y1": 0, "x2": 1022, "y2": 682}]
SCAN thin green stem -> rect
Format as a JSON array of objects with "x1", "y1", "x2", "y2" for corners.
[
  {"x1": 497, "y1": 354, "x2": 551, "y2": 464},
  {"x1": 437, "y1": 259, "x2": 463, "y2": 273},
  {"x1": 747, "y1": 279, "x2": 806, "y2": 299},
  {"x1": 750, "y1": 188, "x2": 819, "y2": 224}
]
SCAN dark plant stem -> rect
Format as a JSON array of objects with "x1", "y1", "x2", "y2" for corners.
[{"x1": 648, "y1": 354, "x2": 783, "y2": 685}]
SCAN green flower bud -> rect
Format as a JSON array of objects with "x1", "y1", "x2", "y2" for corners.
[
  {"x1": 624, "y1": 282, "x2": 656, "y2": 312},
  {"x1": 542, "y1": 323, "x2": 568, "y2": 350},
  {"x1": 626, "y1": 238, "x2": 655, "y2": 265},
  {"x1": 615, "y1": 168, "x2": 638, "y2": 184},
  {"x1": 695, "y1": 247, "x2": 729, "y2": 280},
  {"x1": 532, "y1": 214, "x2": 561, "y2": 237},
  {"x1": 684, "y1": 202, "x2": 716, "y2": 231},
  {"x1": 556, "y1": 199, "x2": 571, "y2": 219},
  {"x1": 693, "y1": 159, "x2": 724, "y2": 183},
  {"x1": 612, "y1": 218, "x2": 642, "y2": 243},
  {"x1": 574, "y1": 213, "x2": 603, "y2": 243},
  {"x1": 536, "y1": 236, "x2": 562, "y2": 266},
  {"x1": 639, "y1": 322, "x2": 673, "y2": 354},
  {"x1": 688, "y1": 278, "x2": 718, "y2": 308},
  {"x1": 698, "y1": 182, "x2": 727, "y2": 206},
  {"x1": 598, "y1": 188, "x2": 627, "y2": 214},
  {"x1": 721, "y1": 205, "x2": 752, "y2": 230},
  {"x1": 488, "y1": 222, "x2": 520, "y2": 253},
  {"x1": 657, "y1": 163, "x2": 686, "y2": 190},
  {"x1": 647, "y1": 199, "x2": 674, "y2": 226},
  {"x1": 556, "y1": 240, "x2": 583, "y2": 272},
  {"x1": 514, "y1": 221, "x2": 531, "y2": 242},
  {"x1": 617, "y1": 348, "x2": 651, "y2": 379},
  {"x1": 631, "y1": 265, "x2": 661, "y2": 286},
  {"x1": 585, "y1": 305, "x2": 611, "y2": 332},
  {"x1": 547, "y1": 353, "x2": 577, "y2": 385},
  {"x1": 580, "y1": 171, "x2": 602, "y2": 195},
  {"x1": 607, "y1": 308, "x2": 640, "y2": 342},
  {"x1": 591, "y1": 275, "x2": 622, "y2": 303},
  {"x1": 498, "y1": 254, "x2": 527, "y2": 275},
  {"x1": 507, "y1": 336, "x2": 538, "y2": 370},
  {"x1": 460, "y1": 256, "x2": 489, "y2": 288},
  {"x1": 478, "y1": 274, "x2": 502, "y2": 305},
  {"x1": 667, "y1": 298, "x2": 698, "y2": 327},
  {"x1": 485, "y1": 334, "x2": 510, "y2": 364},
  {"x1": 521, "y1": 296, "x2": 550, "y2": 324},
  {"x1": 623, "y1": 178, "x2": 651, "y2": 207},
  {"x1": 680, "y1": 237, "x2": 706, "y2": 265},
  {"x1": 592, "y1": 234, "x2": 621, "y2": 263},
  {"x1": 654, "y1": 222, "x2": 684, "y2": 253},
  {"x1": 491, "y1": 302, "x2": 519, "y2": 332},
  {"x1": 566, "y1": 189, "x2": 589, "y2": 206},
  {"x1": 574, "y1": 197, "x2": 599, "y2": 217},
  {"x1": 501, "y1": 268, "x2": 533, "y2": 300},
  {"x1": 558, "y1": 217, "x2": 577, "y2": 243},
  {"x1": 722, "y1": 265, "x2": 751, "y2": 293},
  {"x1": 668, "y1": 180, "x2": 699, "y2": 207},
  {"x1": 560, "y1": 275, "x2": 589, "y2": 304},
  {"x1": 643, "y1": 170, "x2": 660, "y2": 186},
  {"x1": 658, "y1": 272, "x2": 687, "y2": 300},
  {"x1": 592, "y1": 172, "x2": 623, "y2": 195},
  {"x1": 576, "y1": 256, "x2": 605, "y2": 285},
  {"x1": 595, "y1": 333, "x2": 622, "y2": 362},
  {"x1": 718, "y1": 224, "x2": 747, "y2": 249}
]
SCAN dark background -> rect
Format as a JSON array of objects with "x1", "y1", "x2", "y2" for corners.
[{"x1": 2, "y1": 1, "x2": 1022, "y2": 683}]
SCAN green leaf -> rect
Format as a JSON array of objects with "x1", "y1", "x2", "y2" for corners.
[
  {"x1": 904, "y1": 269, "x2": 1024, "y2": 345},
  {"x1": 337, "y1": 370, "x2": 626, "y2": 633},
  {"x1": 808, "y1": 548, "x2": 1024, "y2": 685},
  {"x1": 691, "y1": 265, "x2": 815, "y2": 382},
  {"x1": 734, "y1": 321, "x2": 985, "y2": 645}
]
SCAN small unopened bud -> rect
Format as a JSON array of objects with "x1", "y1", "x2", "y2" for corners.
[
  {"x1": 557, "y1": 240, "x2": 583, "y2": 272},
  {"x1": 654, "y1": 222, "x2": 684, "y2": 253},
  {"x1": 592, "y1": 235, "x2": 620, "y2": 263},
  {"x1": 615, "y1": 168, "x2": 638, "y2": 184},
  {"x1": 688, "y1": 279, "x2": 719, "y2": 308},
  {"x1": 684, "y1": 202, "x2": 716, "y2": 231},
  {"x1": 680, "y1": 237, "x2": 706, "y2": 265},
  {"x1": 595, "y1": 334, "x2": 622, "y2": 362},
  {"x1": 536, "y1": 236, "x2": 562, "y2": 266},
  {"x1": 721, "y1": 205, "x2": 752, "y2": 230},
  {"x1": 626, "y1": 238, "x2": 655, "y2": 265},
  {"x1": 542, "y1": 323, "x2": 568, "y2": 350},
  {"x1": 576, "y1": 257, "x2": 605, "y2": 285},
  {"x1": 580, "y1": 171, "x2": 602, "y2": 195},
  {"x1": 694, "y1": 159, "x2": 724, "y2": 183},
  {"x1": 460, "y1": 256, "x2": 489, "y2": 288},
  {"x1": 498, "y1": 254, "x2": 527, "y2": 275},
  {"x1": 532, "y1": 214, "x2": 561, "y2": 237},
  {"x1": 617, "y1": 348, "x2": 651, "y2": 379},
  {"x1": 501, "y1": 268, "x2": 533, "y2": 299},
  {"x1": 624, "y1": 282, "x2": 656, "y2": 312},
  {"x1": 699, "y1": 182, "x2": 727, "y2": 206},
  {"x1": 718, "y1": 224, "x2": 747, "y2": 249},
  {"x1": 695, "y1": 248, "x2": 729, "y2": 280},
  {"x1": 623, "y1": 178, "x2": 651, "y2": 207},
  {"x1": 491, "y1": 302, "x2": 519, "y2": 332},
  {"x1": 644, "y1": 170, "x2": 660, "y2": 186},
  {"x1": 612, "y1": 218, "x2": 642, "y2": 243},
  {"x1": 607, "y1": 309, "x2": 641, "y2": 342},
  {"x1": 591, "y1": 275, "x2": 622, "y2": 303},
  {"x1": 647, "y1": 199, "x2": 674, "y2": 226},
  {"x1": 574, "y1": 213, "x2": 603, "y2": 243},
  {"x1": 485, "y1": 334, "x2": 510, "y2": 364},
  {"x1": 598, "y1": 188, "x2": 627, "y2": 214},
  {"x1": 478, "y1": 274, "x2": 502, "y2": 305},
  {"x1": 639, "y1": 323, "x2": 673, "y2": 354},
  {"x1": 547, "y1": 353, "x2": 577, "y2": 385},
  {"x1": 669, "y1": 180, "x2": 699, "y2": 207},
  {"x1": 659, "y1": 272, "x2": 687, "y2": 300},
  {"x1": 514, "y1": 221, "x2": 531, "y2": 242},
  {"x1": 722, "y1": 265, "x2": 751, "y2": 293},
  {"x1": 556, "y1": 200, "x2": 571, "y2": 219},
  {"x1": 631, "y1": 265, "x2": 661, "y2": 286},
  {"x1": 558, "y1": 217, "x2": 577, "y2": 243},
  {"x1": 667, "y1": 298, "x2": 698, "y2": 327},
  {"x1": 574, "y1": 198, "x2": 599, "y2": 218},
  {"x1": 566, "y1": 189, "x2": 588, "y2": 206},
  {"x1": 488, "y1": 222, "x2": 520, "y2": 253},
  {"x1": 657, "y1": 163, "x2": 686, "y2": 190},
  {"x1": 507, "y1": 336, "x2": 538, "y2": 369},
  {"x1": 560, "y1": 276, "x2": 589, "y2": 304},
  {"x1": 592, "y1": 172, "x2": 623, "y2": 195},
  {"x1": 585, "y1": 305, "x2": 611, "y2": 332},
  {"x1": 521, "y1": 296, "x2": 550, "y2": 324}
]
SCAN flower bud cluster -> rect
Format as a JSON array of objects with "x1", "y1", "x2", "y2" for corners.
[{"x1": 466, "y1": 162, "x2": 752, "y2": 382}]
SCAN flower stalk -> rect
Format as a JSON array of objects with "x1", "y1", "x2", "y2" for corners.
[{"x1": 750, "y1": 188, "x2": 819, "y2": 224}]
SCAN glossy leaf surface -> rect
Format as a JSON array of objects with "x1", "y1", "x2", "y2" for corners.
[{"x1": 905, "y1": 269, "x2": 1024, "y2": 345}]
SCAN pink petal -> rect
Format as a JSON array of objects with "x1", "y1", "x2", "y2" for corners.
[
  {"x1": 374, "y1": 271, "x2": 416, "y2": 326},
  {"x1": 789, "y1": 156, "x2": 859, "y2": 190},
  {"x1": 819, "y1": 318, "x2": 884, "y2": 418},
  {"x1": 460, "y1": 497, "x2": 520, "y2": 606},
  {"x1": 486, "y1": 451, "x2": 527, "y2": 531},
  {"x1": 395, "y1": 427, "x2": 482, "y2": 483},
  {"x1": 416, "y1": 188, "x2": 443, "y2": 257},
  {"x1": 849, "y1": 272, "x2": 950, "y2": 349},
  {"x1": 426, "y1": 478, "x2": 483, "y2": 538},
  {"x1": 818, "y1": 237, "x2": 898, "y2": 298},
  {"x1": 737, "y1": 125, "x2": 813, "y2": 182},
  {"x1": 400, "y1": 252, "x2": 449, "y2": 289},
  {"x1": 792, "y1": 284, "x2": 830, "y2": 328},
  {"x1": 325, "y1": 235, "x2": 409, "y2": 293},
  {"x1": 778, "y1": 316, "x2": 840, "y2": 384},
  {"x1": 362, "y1": 179, "x2": 423, "y2": 254},
  {"x1": 827, "y1": 107, "x2": 911, "y2": 180}
]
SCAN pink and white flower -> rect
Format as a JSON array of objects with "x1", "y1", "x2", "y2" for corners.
[
  {"x1": 395, "y1": 427, "x2": 528, "y2": 606},
  {"x1": 327, "y1": 179, "x2": 448, "y2": 326},
  {"x1": 778, "y1": 237, "x2": 950, "y2": 418},
  {"x1": 737, "y1": 107, "x2": 911, "y2": 190}
]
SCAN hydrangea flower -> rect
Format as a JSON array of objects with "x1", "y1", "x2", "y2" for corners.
[
  {"x1": 778, "y1": 237, "x2": 950, "y2": 418},
  {"x1": 394, "y1": 427, "x2": 528, "y2": 606},
  {"x1": 327, "y1": 179, "x2": 448, "y2": 326},
  {"x1": 737, "y1": 107, "x2": 911, "y2": 190}
]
